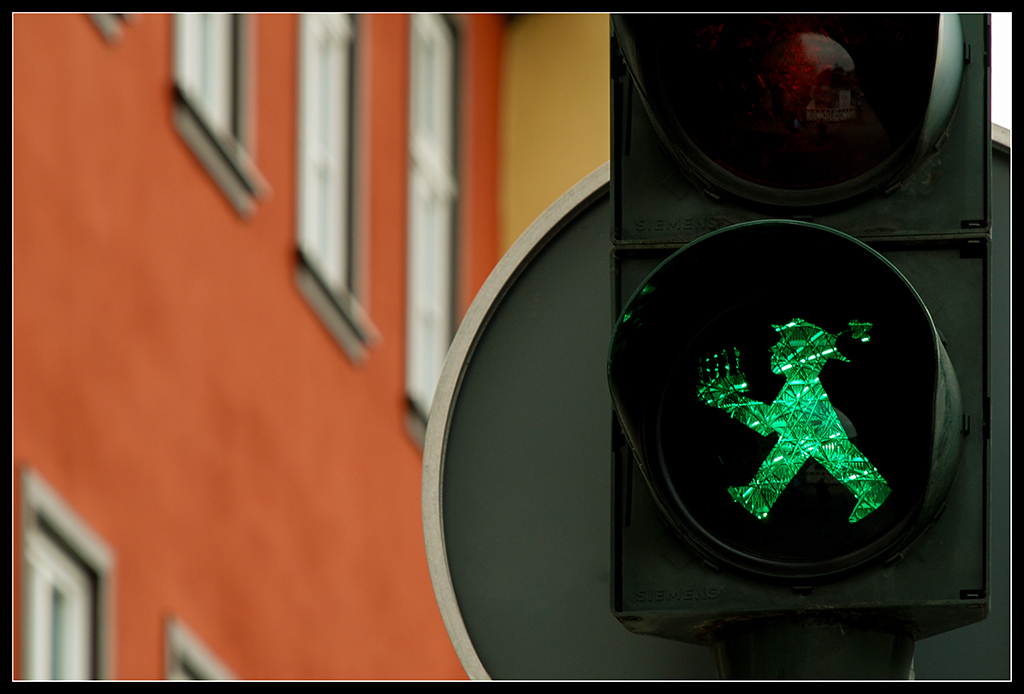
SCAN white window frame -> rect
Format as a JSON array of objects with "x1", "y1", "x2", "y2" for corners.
[
  {"x1": 173, "y1": 13, "x2": 266, "y2": 216},
  {"x1": 295, "y1": 13, "x2": 375, "y2": 362},
  {"x1": 407, "y1": 13, "x2": 458, "y2": 422},
  {"x1": 19, "y1": 469, "x2": 114, "y2": 680},
  {"x1": 165, "y1": 617, "x2": 236, "y2": 680},
  {"x1": 89, "y1": 13, "x2": 130, "y2": 44}
]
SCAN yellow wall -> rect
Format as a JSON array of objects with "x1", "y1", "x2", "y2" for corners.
[{"x1": 500, "y1": 14, "x2": 610, "y2": 254}]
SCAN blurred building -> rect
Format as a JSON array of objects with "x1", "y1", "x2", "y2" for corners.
[{"x1": 13, "y1": 13, "x2": 608, "y2": 679}]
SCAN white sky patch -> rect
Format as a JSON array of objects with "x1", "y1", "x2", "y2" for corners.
[{"x1": 991, "y1": 13, "x2": 1011, "y2": 131}]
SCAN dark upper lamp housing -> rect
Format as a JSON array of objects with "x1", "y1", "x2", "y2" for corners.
[{"x1": 612, "y1": 15, "x2": 965, "y2": 208}]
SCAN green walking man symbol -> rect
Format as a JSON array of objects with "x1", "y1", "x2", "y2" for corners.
[{"x1": 696, "y1": 318, "x2": 890, "y2": 523}]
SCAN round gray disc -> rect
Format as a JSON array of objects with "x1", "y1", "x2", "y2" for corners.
[{"x1": 423, "y1": 164, "x2": 716, "y2": 679}]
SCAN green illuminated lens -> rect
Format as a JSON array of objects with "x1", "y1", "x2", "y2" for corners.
[{"x1": 696, "y1": 318, "x2": 891, "y2": 523}]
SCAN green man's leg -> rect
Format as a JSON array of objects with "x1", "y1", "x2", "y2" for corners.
[
  {"x1": 815, "y1": 439, "x2": 891, "y2": 523},
  {"x1": 728, "y1": 438, "x2": 807, "y2": 520}
]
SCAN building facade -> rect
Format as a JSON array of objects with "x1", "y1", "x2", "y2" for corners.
[{"x1": 14, "y1": 13, "x2": 506, "y2": 679}]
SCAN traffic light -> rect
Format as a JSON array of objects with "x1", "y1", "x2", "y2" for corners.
[{"x1": 608, "y1": 14, "x2": 989, "y2": 676}]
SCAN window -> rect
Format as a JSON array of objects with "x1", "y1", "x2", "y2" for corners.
[
  {"x1": 173, "y1": 13, "x2": 266, "y2": 216},
  {"x1": 295, "y1": 13, "x2": 374, "y2": 361},
  {"x1": 407, "y1": 14, "x2": 459, "y2": 422},
  {"x1": 89, "y1": 13, "x2": 129, "y2": 44},
  {"x1": 19, "y1": 469, "x2": 113, "y2": 680},
  {"x1": 165, "y1": 618, "x2": 235, "y2": 680}
]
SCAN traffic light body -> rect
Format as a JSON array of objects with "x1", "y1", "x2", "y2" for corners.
[{"x1": 609, "y1": 15, "x2": 990, "y2": 650}]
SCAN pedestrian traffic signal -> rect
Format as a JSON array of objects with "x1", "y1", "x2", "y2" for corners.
[
  {"x1": 701, "y1": 317, "x2": 888, "y2": 526},
  {"x1": 612, "y1": 15, "x2": 967, "y2": 208},
  {"x1": 609, "y1": 220, "x2": 963, "y2": 580},
  {"x1": 608, "y1": 14, "x2": 989, "y2": 672}
]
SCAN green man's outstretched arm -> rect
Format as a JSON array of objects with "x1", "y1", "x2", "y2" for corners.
[{"x1": 697, "y1": 349, "x2": 774, "y2": 437}]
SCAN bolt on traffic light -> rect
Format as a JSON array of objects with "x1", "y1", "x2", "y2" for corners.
[{"x1": 608, "y1": 14, "x2": 990, "y2": 673}]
